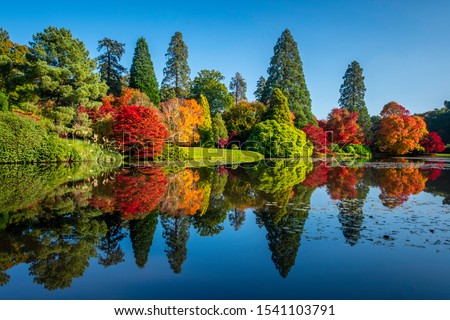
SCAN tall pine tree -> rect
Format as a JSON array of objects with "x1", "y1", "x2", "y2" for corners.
[
  {"x1": 254, "y1": 76, "x2": 266, "y2": 103},
  {"x1": 338, "y1": 61, "x2": 372, "y2": 137},
  {"x1": 97, "y1": 37, "x2": 127, "y2": 96},
  {"x1": 229, "y1": 72, "x2": 247, "y2": 105},
  {"x1": 160, "y1": 32, "x2": 190, "y2": 101},
  {"x1": 129, "y1": 37, "x2": 160, "y2": 106},
  {"x1": 263, "y1": 29, "x2": 315, "y2": 127}
]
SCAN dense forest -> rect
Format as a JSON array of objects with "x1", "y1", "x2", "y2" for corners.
[{"x1": 0, "y1": 26, "x2": 448, "y2": 163}]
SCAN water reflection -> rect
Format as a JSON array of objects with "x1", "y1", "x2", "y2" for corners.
[{"x1": 0, "y1": 158, "x2": 449, "y2": 294}]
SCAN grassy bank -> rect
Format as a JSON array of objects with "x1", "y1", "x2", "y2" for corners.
[{"x1": 176, "y1": 147, "x2": 264, "y2": 166}]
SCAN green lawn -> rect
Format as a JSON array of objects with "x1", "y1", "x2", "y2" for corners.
[
  {"x1": 178, "y1": 147, "x2": 264, "y2": 166},
  {"x1": 435, "y1": 153, "x2": 450, "y2": 158}
]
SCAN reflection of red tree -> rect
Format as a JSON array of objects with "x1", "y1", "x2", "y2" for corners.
[
  {"x1": 89, "y1": 195, "x2": 116, "y2": 213},
  {"x1": 326, "y1": 167, "x2": 363, "y2": 200},
  {"x1": 160, "y1": 169, "x2": 204, "y2": 216},
  {"x1": 114, "y1": 167, "x2": 167, "y2": 219},
  {"x1": 378, "y1": 168, "x2": 427, "y2": 208},
  {"x1": 422, "y1": 162, "x2": 445, "y2": 181},
  {"x1": 302, "y1": 163, "x2": 330, "y2": 188}
]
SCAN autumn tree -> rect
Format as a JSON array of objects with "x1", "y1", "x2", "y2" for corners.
[
  {"x1": 112, "y1": 105, "x2": 168, "y2": 157},
  {"x1": 375, "y1": 102, "x2": 428, "y2": 155},
  {"x1": 339, "y1": 61, "x2": 372, "y2": 137},
  {"x1": 190, "y1": 69, "x2": 233, "y2": 114},
  {"x1": 160, "y1": 98, "x2": 204, "y2": 146},
  {"x1": 222, "y1": 101, "x2": 266, "y2": 141},
  {"x1": 263, "y1": 29, "x2": 315, "y2": 127},
  {"x1": 254, "y1": 76, "x2": 267, "y2": 103},
  {"x1": 420, "y1": 132, "x2": 445, "y2": 154},
  {"x1": 263, "y1": 88, "x2": 293, "y2": 125},
  {"x1": 28, "y1": 26, "x2": 107, "y2": 107},
  {"x1": 129, "y1": 37, "x2": 160, "y2": 106},
  {"x1": 229, "y1": 72, "x2": 247, "y2": 106},
  {"x1": 301, "y1": 124, "x2": 328, "y2": 154},
  {"x1": 323, "y1": 108, "x2": 364, "y2": 146},
  {"x1": 97, "y1": 37, "x2": 127, "y2": 96},
  {"x1": 161, "y1": 32, "x2": 190, "y2": 100}
]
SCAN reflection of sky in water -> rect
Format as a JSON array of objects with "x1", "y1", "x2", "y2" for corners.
[{"x1": 0, "y1": 161, "x2": 449, "y2": 300}]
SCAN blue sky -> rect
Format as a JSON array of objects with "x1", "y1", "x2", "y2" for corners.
[{"x1": 1, "y1": 0, "x2": 449, "y2": 118}]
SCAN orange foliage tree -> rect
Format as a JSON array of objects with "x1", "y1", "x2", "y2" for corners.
[
  {"x1": 160, "y1": 98, "x2": 205, "y2": 146},
  {"x1": 160, "y1": 169, "x2": 204, "y2": 216},
  {"x1": 376, "y1": 102, "x2": 427, "y2": 155}
]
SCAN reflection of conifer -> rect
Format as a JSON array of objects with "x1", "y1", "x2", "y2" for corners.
[
  {"x1": 228, "y1": 209, "x2": 246, "y2": 231},
  {"x1": 256, "y1": 184, "x2": 313, "y2": 278},
  {"x1": 337, "y1": 183, "x2": 369, "y2": 246},
  {"x1": 161, "y1": 214, "x2": 191, "y2": 274},
  {"x1": 129, "y1": 211, "x2": 158, "y2": 269},
  {"x1": 98, "y1": 213, "x2": 126, "y2": 267}
]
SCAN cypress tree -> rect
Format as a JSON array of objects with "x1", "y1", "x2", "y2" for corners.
[
  {"x1": 339, "y1": 61, "x2": 372, "y2": 137},
  {"x1": 161, "y1": 32, "x2": 190, "y2": 101},
  {"x1": 198, "y1": 94, "x2": 214, "y2": 144},
  {"x1": 263, "y1": 88, "x2": 293, "y2": 125},
  {"x1": 263, "y1": 29, "x2": 315, "y2": 127},
  {"x1": 254, "y1": 76, "x2": 266, "y2": 103},
  {"x1": 97, "y1": 37, "x2": 127, "y2": 96},
  {"x1": 129, "y1": 37, "x2": 160, "y2": 106},
  {"x1": 229, "y1": 72, "x2": 247, "y2": 105}
]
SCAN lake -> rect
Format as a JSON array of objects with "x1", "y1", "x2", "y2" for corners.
[{"x1": 0, "y1": 158, "x2": 449, "y2": 299}]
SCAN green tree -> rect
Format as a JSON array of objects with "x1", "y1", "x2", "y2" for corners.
[
  {"x1": 339, "y1": 61, "x2": 372, "y2": 137},
  {"x1": 0, "y1": 92, "x2": 9, "y2": 111},
  {"x1": 254, "y1": 76, "x2": 267, "y2": 103},
  {"x1": 263, "y1": 88, "x2": 293, "y2": 125},
  {"x1": 191, "y1": 69, "x2": 233, "y2": 114},
  {"x1": 28, "y1": 26, "x2": 107, "y2": 107},
  {"x1": 0, "y1": 28, "x2": 36, "y2": 106},
  {"x1": 161, "y1": 32, "x2": 190, "y2": 100},
  {"x1": 198, "y1": 94, "x2": 214, "y2": 144},
  {"x1": 229, "y1": 72, "x2": 247, "y2": 105},
  {"x1": 211, "y1": 112, "x2": 228, "y2": 142},
  {"x1": 97, "y1": 37, "x2": 127, "y2": 96},
  {"x1": 129, "y1": 211, "x2": 158, "y2": 269},
  {"x1": 223, "y1": 101, "x2": 266, "y2": 141},
  {"x1": 129, "y1": 37, "x2": 160, "y2": 106},
  {"x1": 263, "y1": 29, "x2": 315, "y2": 127}
]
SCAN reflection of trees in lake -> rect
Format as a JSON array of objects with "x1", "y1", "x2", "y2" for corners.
[
  {"x1": 129, "y1": 211, "x2": 158, "y2": 269},
  {"x1": 423, "y1": 164, "x2": 449, "y2": 205},
  {"x1": 256, "y1": 183, "x2": 314, "y2": 278},
  {"x1": 0, "y1": 183, "x2": 107, "y2": 290},
  {"x1": 229, "y1": 209, "x2": 246, "y2": 231},
  {"x1": 326, "y1": 167, "x2": 368, "y2": 246},
  {"x1": 98, "y1": 213, "x2": 126, "y2": 267},
  {"x1": 161, "y1": 214, "x2": 190, "y2": 274},
  {"x1": 377, "y1": 167, "x2": 427, "y2": 208},
  {"x1": 114, "y1": 167, "x2": 167, "y2": 219}
]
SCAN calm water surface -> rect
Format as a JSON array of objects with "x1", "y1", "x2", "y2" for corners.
[{"x1": 0, "y1": 158, "x2": 449, "y2": 299}]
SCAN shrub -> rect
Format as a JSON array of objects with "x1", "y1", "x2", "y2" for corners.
[
  {"x1": 248, "y1": 120, "x2": 313, "y2": 158},
  {"x1": 155, "y1": 143, "x2": 187, "y2": 161},
  {"x1": 0, "y1": 92, "x2": 9, "y2": 111},
  {"x1": 341, "y1": 144, "x2": 372, "y2": 157},
  {"x1": 0, "y1": 112, "x2": 80, "y2": 163}
]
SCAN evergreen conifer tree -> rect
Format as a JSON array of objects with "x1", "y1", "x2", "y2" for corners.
[
  {"x1": 263, "y1": 88, "x2": 293, "y2": 125},
  {"x1": 97, "y1": 37, "x2": 127, "y2": 96},
  {"x1": 263, "y1": 29, "x2": 315, "y2": 127},
  {"x1": 339, "y1": 61, "x2": 372, "y2": 137},
  {"x1": 160, "y1": 32, "x2": 190, "y2": 101},
  {"x1": 129, "y1": 37, "x2": 160, "y2": 106},
  {"x1": 254, "y1": 76, "x2": 266, "y2": 103},
  {"x1": 229, "y1": 72, "x2": 247, "y2": 105}
]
